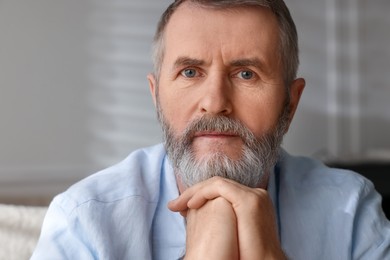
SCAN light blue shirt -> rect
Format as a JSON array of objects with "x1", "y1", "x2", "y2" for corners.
[{"x1": 31, "y1": 144, "x2": 390, "y2": 259}]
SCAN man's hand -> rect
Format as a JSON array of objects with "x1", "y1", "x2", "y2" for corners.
[
  {"x1": 184, "y1": 197, "x2": 239, "y2": 260},
  {"x1": 168, "y1": 176, "x2": 286, "y2": 259}
]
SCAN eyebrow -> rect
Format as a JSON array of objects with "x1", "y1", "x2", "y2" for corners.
[
  {"x1": 229, "y1": 58, "x2": 264, "y2": 69},
  {"x1": 172, "y1": 56, "x2": 265, "y2": 71},
  {"x1": 173, "y1": 56, "x2": 205, "y2": 71}
]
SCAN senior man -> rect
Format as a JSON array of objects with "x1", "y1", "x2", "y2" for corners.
[{"x1": 32, "y1": 0, "x2": 390, "y2": 259}]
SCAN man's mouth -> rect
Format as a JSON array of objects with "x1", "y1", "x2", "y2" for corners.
[{"x1": 193, "y1": 131, "x2": 239, "y2": 138}]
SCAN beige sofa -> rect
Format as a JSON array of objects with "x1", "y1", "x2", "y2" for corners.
[{"x1": 0, "y1": 204, "x2": 47, "y2": 260}]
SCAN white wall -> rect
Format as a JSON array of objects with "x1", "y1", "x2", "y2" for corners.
[
  {"x1": 0, "y1": 0, "x2": 169, "y2": 197},
  {"x1": 0, "y1": 0, "x2": 389, "y2": 198},
  {"x1": 0, "y1": 1, "x2": 92, "y2": 197},
  {"x1": 286, "y1": 0, "x2": 390, "y2": 161}
]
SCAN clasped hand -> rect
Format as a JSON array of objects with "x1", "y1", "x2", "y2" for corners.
[{"x1": 168, "y1": 176, "x2": 286, "y2": 260}]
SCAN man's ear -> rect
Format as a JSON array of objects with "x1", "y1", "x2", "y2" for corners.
[
  {"x1": 286, "y1": 78, "x2": 305, "y2": 132},
  {"x1": 147, "y1": 73, "x2": 157, "y2": 107}
]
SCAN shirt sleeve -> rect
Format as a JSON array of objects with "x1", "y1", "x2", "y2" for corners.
[
  {"x1": 352, "y1": 179, "x2": 390, "y2": 259},
  {"x1": 30, "y1": 197, "x2": 96, "y2": 259}
]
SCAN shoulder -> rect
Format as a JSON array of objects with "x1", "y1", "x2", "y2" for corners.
[
  {"x1": 277, "y1": 151, "x2": 390, "y2": 259},
  {"x1": 278, "y1": 150, "x2": 369, "y2": 193},
  {"x1": 54, "y1": 144, "x2": 167, "y2": 215},
  {"x1": 276, "y1": 150, "x2": 378, "y2": 214}
]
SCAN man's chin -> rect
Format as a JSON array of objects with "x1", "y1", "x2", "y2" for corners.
[
  {"x1": 192, "y1": 145, "x2": 244, "y2": 163},
  {"x1": 193, "y1": 150, "x2": 242, "y2": 163},
  {"x1": 192, "y1": 136, "x2": 244, "y2": 157}
]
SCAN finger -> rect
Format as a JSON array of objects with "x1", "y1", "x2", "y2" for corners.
[
  {"x1": 187, "y1": 177, "x2": 249, "y2": 209},
  {"x1": 167, "y1": 180, "x2": 210, "y2": 211},
  {"x1": 169, "y1": 176, "x2": 263, "y2": 211},
  {"x1": 179, "y1": 210, "x2": 188, "y2": 217},
  {"x1": 168, "y1": 193, "x2": 200, "y2": 212}
]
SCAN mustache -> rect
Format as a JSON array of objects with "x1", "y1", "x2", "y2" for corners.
[{"x1": 179, "y1": 115, "x2": 257, "y2": 145}]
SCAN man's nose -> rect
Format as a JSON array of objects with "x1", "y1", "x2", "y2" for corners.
[{"x1": 198, "y1": 73, "x2": 233, "y2": 115}]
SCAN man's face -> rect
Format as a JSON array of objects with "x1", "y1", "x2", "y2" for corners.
[{"x1": 149, "y1": 3, "x2": 303, "y2": 188}]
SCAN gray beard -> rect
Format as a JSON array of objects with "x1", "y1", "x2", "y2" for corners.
[{"x1": 157, "y1": 102, "x2": 289, "y2": 189}]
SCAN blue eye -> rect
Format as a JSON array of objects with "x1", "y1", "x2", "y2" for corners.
[
  {"x1": 239, "y1": 70, "x2": 253, "y2": 80},
  {"x1": 181, "y1": 69, "x2": 197, "y2": 78}
]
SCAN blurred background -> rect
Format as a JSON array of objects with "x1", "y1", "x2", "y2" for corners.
[{"x1": 0, "y1": 0, "x2": 389, "y2": 209}]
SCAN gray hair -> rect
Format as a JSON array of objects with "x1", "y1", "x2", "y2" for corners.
[{"x1": 152, "y1": 0, "x2": 299, "y2": 88}]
